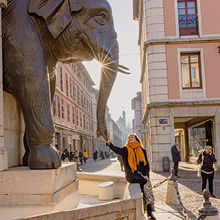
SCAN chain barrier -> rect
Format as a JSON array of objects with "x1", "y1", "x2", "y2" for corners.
[
  {"x1": 151, "y1": 177, "x2": 200, "y2": 220},
  {"x1": 173, "y1": 179, "x2": 191, "y2": 220},
  {"x1": 152, "y1": 178, "x2": 168, "y2": 188}
]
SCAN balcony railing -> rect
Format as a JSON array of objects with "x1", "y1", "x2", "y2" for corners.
[{"x1": 179, "y1": 14, "x2": 198, "y2": 36}]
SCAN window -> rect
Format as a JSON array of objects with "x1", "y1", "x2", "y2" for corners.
[
  {"x1": 66, "y1": 72, "x2": 69, "y2": 96},
  {"x1": 80, "y1": 111, "x2": 82, "y2": 128},
  {"x1": 86, "y1": 116, "x2": 88, "y2": 130},
  {"x1": 77, "y1": 85, "x2": 79, "y2": 104},
  {"x1": 60, "y1": 66, "x2": 63, "y2": 92},
  {"x1": 67, "y1": 102, "x2": 70, "y2": 122},
  {"x1": 53, "y1": 97, "x2": 56, "y2": 116},
  {"x1": 61, "y1": 98, "x2": 65, "y2": 119},
  {"x1": 181, "y1": 53, "x2": 202, "y2": 89},
  {"x1": 76, "y1": 109, "x2": 79, "y2": 126},
  {"x1": 54, "y1": 95, "x2": 59, "y2": 117},
  {"x1": 178, "y1": 0, "x2": 198, "y2": 36},
  {"x1": 72, "y1": 105, "x2": 75, "y2": 125},
  {"x1": 70, "y1": 77, "x2": 73, "y2": 100},
  {"x1": 73, "y1": 81, "x2": 76, "y2": 101},
  {"x1": 83, "y1": 113, "x2": 85, "y2": 130},
  {"x1": 58, "y1": 96, "x2": 61, "y2": 118}
]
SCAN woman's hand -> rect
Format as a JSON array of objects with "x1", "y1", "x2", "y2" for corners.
[{"x1": 106, "y1": 138, "x2": 110, "y2": 146}]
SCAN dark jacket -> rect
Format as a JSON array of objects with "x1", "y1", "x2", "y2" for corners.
[
  {"x1": 106, "y1": 142, "x2": 149, "y2": 185},
  {"x1": 171, "y1": 145, "x2": 181, "y2": 162},
  {"x1": 197, "y1": 151, "x2": 216, "y2": 172}
]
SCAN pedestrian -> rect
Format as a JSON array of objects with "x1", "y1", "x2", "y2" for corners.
[
  {"x1": 100, "y1": 150, "x2": 105, "y2": 160},
  {"x1": 74, "y1": 150, "x2": 78, "y2": 162},
  {"x1": 197, "y1": 145, "x2": 217, "y2": 197},
  {"x1": 171, "y1": 142, "x2": 181, "y2": 178},
  {"x1": 68, "y1": 151, "x2": 74, "y2": 162},
  {"x1": 79, "y1": 150, "x2": 83, "y2": 165},
  {"x1": 61, "y1": 149, "x2": 69, "y2": 161},
  {"x1": 106, "y1": 133, "x2": 156, "y2": 219},
  {"x1": 93, "y1": 150, "x2": 98, "y2": 162},
  {"x1": 83, "y1": 149, "x2": 88, "y2": 165}
]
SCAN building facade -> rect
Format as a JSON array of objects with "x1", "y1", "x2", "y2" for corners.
[
  {"x1": 108, "y1": 113, "x2": 123, "y2": 148},
  {"x1": 52, "y1": 62, "x2": 95, "y2": 158},
  {"x1": 116, "y1": 111, "x2": 132, "y2": 146},
  {"x1": 134, "y1": 0, "x2": 220, "y2": 171},
  {"x1": 91, "y1": 87, "x2": 107, "y2": 153},
  {"x1": 131, "y1": 92, "x2": 144, "y2": 143}
]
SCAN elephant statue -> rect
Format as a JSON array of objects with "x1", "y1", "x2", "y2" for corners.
[{"x1": 2, "y1": 0, "x2": 129, "y2": 169}]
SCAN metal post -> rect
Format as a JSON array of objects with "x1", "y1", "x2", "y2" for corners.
[{"x1": 197, "y1": 190, "x2": 219, "y2": 220}]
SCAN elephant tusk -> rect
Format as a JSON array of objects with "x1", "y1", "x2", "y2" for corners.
[
  {"x1": 117, "y1": 64, "x2": 129, "y2": 70},
  {"x1": 110, "y1": 63, "x2": 130, "y2": 71},
  {"x1": 118, "y1": 68, "x2": 131, "y2": 74}
]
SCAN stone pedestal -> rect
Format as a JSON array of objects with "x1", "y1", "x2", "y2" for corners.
[
  {"x1": 0, "y1": 148, "x2": 8, "y2": 171},
  {"x1": 0, "y1": 163, "x2": 79, "y2": 220}
]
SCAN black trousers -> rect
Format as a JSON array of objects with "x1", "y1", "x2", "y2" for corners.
[
  {"x1": 201, "y1": 171, "x2": 214, "y2": 195},
  {"x1": 173, "y1": 162, "x2": 179, "y2": 176}
]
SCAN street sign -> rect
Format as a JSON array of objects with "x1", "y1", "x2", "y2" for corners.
[{"x1": 159, "y1": 119, "x2": 168, "y2": 124}]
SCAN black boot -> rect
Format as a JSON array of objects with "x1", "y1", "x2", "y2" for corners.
[{"x1": 147, "y1": 204, "x2": 156, "y2": 219}]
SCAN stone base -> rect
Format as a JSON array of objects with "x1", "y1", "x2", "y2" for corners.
[
  {"x1": 0, "y1": 163, "x2": 79, "y2": 220},
  {"x1": 0, "y1": 148, "x2": 8, "y2": 171}
]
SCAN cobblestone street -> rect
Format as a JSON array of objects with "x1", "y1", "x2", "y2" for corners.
[{"x1": 78, "y1": 157, "x2": 220, "y2": 220}]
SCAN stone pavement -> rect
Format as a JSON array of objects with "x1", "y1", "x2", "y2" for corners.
[{"x1": 78, "y1": 157, "x2": 220, "y2": 220}]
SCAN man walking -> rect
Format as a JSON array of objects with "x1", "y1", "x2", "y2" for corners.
[{"x1": 171, "y1": 142, "x2": 181, "y2": 178}]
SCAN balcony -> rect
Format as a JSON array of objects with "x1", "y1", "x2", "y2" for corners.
[{"x1": 179, "y1": 14, "x2": 198, "y2": 36}]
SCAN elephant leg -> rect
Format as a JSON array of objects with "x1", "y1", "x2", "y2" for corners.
[
  {"x1": 15, "y1": 67, "x2": 60, "y2": 169},
  {"x1": 20, "y1": 68, "x2": 56, "y2": 168}
]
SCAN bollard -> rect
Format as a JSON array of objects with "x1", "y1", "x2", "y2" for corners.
[
  {"x1": 165, "y1": 169, "x2": 179, "y2": 205},
  {"x1": 197, "y1": 190, "x2": 219, "y2": 220},
  {"x1": 98, "y1": 181, "x2": 114, "y2": 200}
]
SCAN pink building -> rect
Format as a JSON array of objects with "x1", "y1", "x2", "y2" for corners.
[
  {"x1": 52, "y1": 62, "x2": 95, "y2": 158},
  {"x1": 134, "y1": 0, "x2": 220, "y2": 171}
]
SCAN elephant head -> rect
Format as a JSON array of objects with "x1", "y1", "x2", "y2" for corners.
[{"x1": 29, "y1": 0, "x2": 130, "y2": 141}]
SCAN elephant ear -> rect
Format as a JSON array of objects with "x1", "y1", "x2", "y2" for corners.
[{"x1": 28, "y1": 0, "x2": 83, "y2": 38}]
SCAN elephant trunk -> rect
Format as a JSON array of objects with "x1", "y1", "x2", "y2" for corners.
[{"x1": 96, "y1": 42, "x2": 119, "y2": 141}]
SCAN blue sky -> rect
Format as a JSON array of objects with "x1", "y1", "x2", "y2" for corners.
[{"x1": 83, "y1": 0, "x2": 141, "y2": 125}]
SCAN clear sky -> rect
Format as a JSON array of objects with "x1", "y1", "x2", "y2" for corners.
[{"x1": 83, "y1": 0, "x2": 141, "y2": 125}]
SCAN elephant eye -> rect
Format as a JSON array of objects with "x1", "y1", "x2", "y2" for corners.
[{"x1": 94, "y1": 11, "x2": 109, "y2": 25}]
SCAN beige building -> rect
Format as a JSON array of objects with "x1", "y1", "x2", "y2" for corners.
[
  {"x1": 91, "y1": 87, "x2": 106, "y2": 153},
  {"x1": 52, "y1": 62, "x2": 95, "y2": 158},
  {"x1": 131, "y1": 91, "x2": 144, "y2": 143},
  {"x1": 134, "y1": 0, "x2": 220, "y2": 171},
  {"x1": 108, "y1": 112, "x2": 123, "y2": 148}
]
